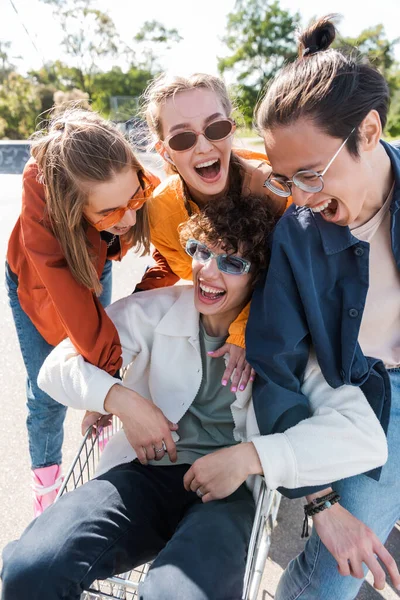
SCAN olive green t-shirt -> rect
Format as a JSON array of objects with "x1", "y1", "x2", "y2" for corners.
[{"x1": 149, "y1": 320, "x2": 238, "y2": 467}]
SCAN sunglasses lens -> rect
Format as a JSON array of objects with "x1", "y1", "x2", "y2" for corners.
[
  {"x1": 219, "y1": 256, "x2": 246, "y2": 275},
  {"x1": 205, "y1": 120, "x2": 233, "y2": 141},
  {"x1": 168, "y1": 131, "x2": 197, "y2": 152},
  {"x1": 95, "y1": 210, "x2": 124, "y2": 232},
  {"x1": 186, "y1": 240, "x2": 211, "y2": 261}
]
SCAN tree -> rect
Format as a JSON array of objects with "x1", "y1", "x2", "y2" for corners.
[
  {"x1": 0, "y1": 72, "x2": 41, "y2": 138},
  {"x1": 133, "y1": 20, "x2": 182, "y2": 72},
  {"x1": 90, "y1": 66, "x2": 153, "y2": 118},
  {"x1": 339, "y1": 24, "x2": 400, "y2": 94},
  {"x1": 339, "y1": 24, "x2": 400, "y2": 137},
  {"x1": 39, "y1": 0, "x2": 120, "y2": 95},
  {"x1": 0, "y1": 40, "x2": 16, "y2": 82},
  {"x1": 219, "y1": 0, "x2": 300, "y2": 125}
]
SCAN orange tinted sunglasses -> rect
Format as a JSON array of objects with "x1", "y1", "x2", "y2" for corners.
[{"x1": 92, "y1": 172, "x2": 153, "y2": 232}]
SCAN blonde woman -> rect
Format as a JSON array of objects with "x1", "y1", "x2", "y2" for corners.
[
  {"x1": 5, "y1": 108, "x2": 159, "y2": 515},
  {"x1": 136, "y1": 73, "x2": 286, "y2": 390}
]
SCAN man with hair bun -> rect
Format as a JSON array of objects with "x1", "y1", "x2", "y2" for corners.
[{"x1": 249, "y1": 13, "x2": 400, "y2": 598}]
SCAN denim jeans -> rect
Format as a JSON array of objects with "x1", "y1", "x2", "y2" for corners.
[
  {"x1": 1, "y1": 461, "x2": 255, "y2": 600},
  {"x1": 5, "y1": 260, "x2": 113, "y2": 469},
  {"x1": 276, "y1": 367, "x2": 400, "y2": 600}
]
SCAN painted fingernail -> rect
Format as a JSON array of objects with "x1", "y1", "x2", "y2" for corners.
[
  {"x1": 250, "y1": 376, "x2": 255, "y2": 381},
  {"x1": 98, "y1": 426, "x2": 103, "y2": 434},
  {"x1": 231, "y1": 386, "x2": 237, "y2": 392},
  {"x1": 239, "y1": 384, "x2": 245, "y2": 391},
  {"x1": 207, "y1": 351, "x2": 215, "y2": 355},
  {"x1": 222, "y1": 379, "x2": 228, "y2": 386}
]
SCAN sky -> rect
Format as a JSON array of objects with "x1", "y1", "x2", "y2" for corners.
[{"x1": 2, "y1": 0, "x2": 400, "y2": 78}]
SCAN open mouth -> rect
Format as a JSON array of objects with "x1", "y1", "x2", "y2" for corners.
[
  {"x1": 198, "y1": 282, "x2": 226, "y2": 304},
  {"x1": 113, "y1": 225, "x2": 130, "y2": 233},
  {"x1": 194, "y1": 159, "x2": 221, "y2": 181},
  {"x1": 311, "y1": 198, "x2": 338, "y2": 221}
]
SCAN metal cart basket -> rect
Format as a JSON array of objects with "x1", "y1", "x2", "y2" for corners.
[{"x1": 56, "y1": 418, "x2": 281, "y2": 600}]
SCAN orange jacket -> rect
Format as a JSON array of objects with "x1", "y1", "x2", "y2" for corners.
[
  {"x1": 139, "y1": 148, "x2": 285, "y2": 347},
  {"x1": 7, "y1": 158, "x2": 160, "y2": 375}
]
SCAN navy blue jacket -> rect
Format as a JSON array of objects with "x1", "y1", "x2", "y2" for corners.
[{"x1": 246, "y1": 140, "x2": 400, "y2": 498}]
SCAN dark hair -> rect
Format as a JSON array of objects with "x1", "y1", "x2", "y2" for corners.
[
  {"x1": 179, "y1": 194, "x2": 278, "y2": 286},
  {"x1": 256, "y1": 14, "x2": 390, "y2": 155}
]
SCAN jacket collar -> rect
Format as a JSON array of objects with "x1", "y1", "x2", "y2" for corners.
[
  {"x1": 308, "y1": 140, "x2": 400, "y2": 255},
  {"x1": 381, "y1": 140, "x2": 400, "y2": 215},
  {"x1": 155, "y1": 286, "x2": 200, "y2": 339}
]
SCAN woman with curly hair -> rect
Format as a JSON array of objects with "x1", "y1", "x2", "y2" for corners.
[{"x1": 2, "y1": 194, "x2": 389, "y2": 600}]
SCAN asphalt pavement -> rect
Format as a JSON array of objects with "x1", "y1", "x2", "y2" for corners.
[{"x1": 0, "y1": 150, "x2": 399, "y2": 599}]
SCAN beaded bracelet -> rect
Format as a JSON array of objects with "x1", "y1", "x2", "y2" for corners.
[{"x1": 301, "y1": 491, "x2": 341, "y2": 538}]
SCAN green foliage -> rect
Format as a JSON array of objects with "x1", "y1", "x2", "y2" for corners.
[
  {"x1": 218, "y1": 0, "x2": 300, "y2": 125},
  {"x1": 338, "y1": 24, "x2": 400, "y2": 137},
  {"x1": 90, "y1": 66, "x2": 153, "y2": 117},
  {"x1": 133, "y1": 20, "x2": 183, "y2": 72},
  {"x1": 39, "y1": 0, "x2": 121, "y2": 95},
  {"x1": 0, "y1": 41, "x2": 15, "y2": 82},
  {"x1": 0, "y1": 72, "x2": 41, "y2": 138}
]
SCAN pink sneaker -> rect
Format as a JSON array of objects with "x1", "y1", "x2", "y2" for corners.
[{"x1": 32, "y1": 465, "x2": 63, "y2": 518}]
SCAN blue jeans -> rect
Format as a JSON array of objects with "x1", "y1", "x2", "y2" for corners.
[
  {"x1": 5, "y1": 260, "x2": 113, "y2": 469},
  {"x1": 1, "y1": 462, "x2": 255, "y2": 600},
  {"x1": 276, "y1": 367, "x2": 400, "y2": 600}
]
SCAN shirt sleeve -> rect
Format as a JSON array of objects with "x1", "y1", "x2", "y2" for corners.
[
  {"x1": 250, "y1": 355, "x2": 388, "y2": 490},
  {"x1": 135, "y1": 248, "x2": 180, "y2": 291},
  {"x1": 20, "y1": 163, "x2": 122, "y2": 374},
  {"x1": 37, "y1": 296, "x2": 140, "y2": 413}
]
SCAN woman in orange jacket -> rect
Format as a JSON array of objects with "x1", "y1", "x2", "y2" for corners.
[
  {"x1": 136, "y1": 73, "x2": 286, "y2": 390},
  {"x1": 5, "y1": 108, "x2": 159, "y2": 516}
]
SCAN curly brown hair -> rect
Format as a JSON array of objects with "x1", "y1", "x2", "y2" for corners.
[{"x1": 179, "y1": 194, "x2": 278, "y2": 285}]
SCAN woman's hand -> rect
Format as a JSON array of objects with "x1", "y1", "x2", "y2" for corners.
[
  {"x1": 312, "y1": 503, "x2": 400, "y2": 591},
  {"x1": 208, "y1": 343, "x2": 255, "y2": 392},
  {"x1": 104, "y1": 384, "x2": 178, "y2": 465},
  {"x1": 81, "y1": 411, "x2": 112, "y2": 436},
  {"x1": 183, "y1": 443, "x2": 262, "y2": 503}
]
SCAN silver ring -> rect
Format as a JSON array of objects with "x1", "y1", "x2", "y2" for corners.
[
  {"x1": 196, "y1": 488, "x2": 204, "y2": 498},
  {"x1": 155, "y1": 447, "x2": 164, "y2": 454}
]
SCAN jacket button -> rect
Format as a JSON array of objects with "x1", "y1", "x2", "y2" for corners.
[
  {"x1": 354, "y1": 247, "x2": 364, "y2": 257},
  {"x1": 349, "y1": 308, "x2": 359, "y2": 318}
]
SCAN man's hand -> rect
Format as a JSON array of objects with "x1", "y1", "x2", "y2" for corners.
[
  {"x1": 208, "y1": 343, "x2": 255, "y2": 392},
  {"x1": 183, "y1": 443, "x2": 262, "y2": 503},
  {"x1": 104, "y1": 384, "x2": 178, "y2": 465},
  {"x1": 312, "y1": 502, "x2": 400, "y2": 591}
]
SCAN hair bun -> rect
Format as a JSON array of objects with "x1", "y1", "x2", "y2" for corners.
[{"x1": 298, "y1": 14, "x2": 337, "y2": 58}]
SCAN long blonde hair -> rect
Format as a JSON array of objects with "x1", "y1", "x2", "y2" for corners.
[
  {"x1": 141, "y1": 73, "x2": 243, "y2": 214},
  {"x1": 31, "y1": 108, "x2": 150, "y2": 295}
]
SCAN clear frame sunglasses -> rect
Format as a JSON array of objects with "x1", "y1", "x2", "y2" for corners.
[
  {"x1": 264, "y1": 128, "x2": 355, "y2": 198},
  {"x1": 185, "y1": 239, "x2": 251, "y2": 275}
]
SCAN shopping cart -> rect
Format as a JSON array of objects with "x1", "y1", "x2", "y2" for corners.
[{"x1": 56, "y1": 417, "x2": 281, "y2": 600}]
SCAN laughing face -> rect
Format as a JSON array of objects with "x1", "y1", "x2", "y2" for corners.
[
  {"x1": 263, "y1": 116, "x2": 391, "y2": 228},
  {"x1": 158, "y1": 88, "x2": 234, "y2": 204},
  {"x1": 191, "y1": 240, "x2": 252, "y2": 335},
  {"x1": 83, "y1": 167, "x2": 140, "y2": 235}
]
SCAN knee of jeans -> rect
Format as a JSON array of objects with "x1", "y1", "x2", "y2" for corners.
[
  {"x1": 2, "y1": 540, "x2": 52, "y2": 599},
  {"x1": 140, "y1": 565, "x2": 209, "y2": 600}
]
